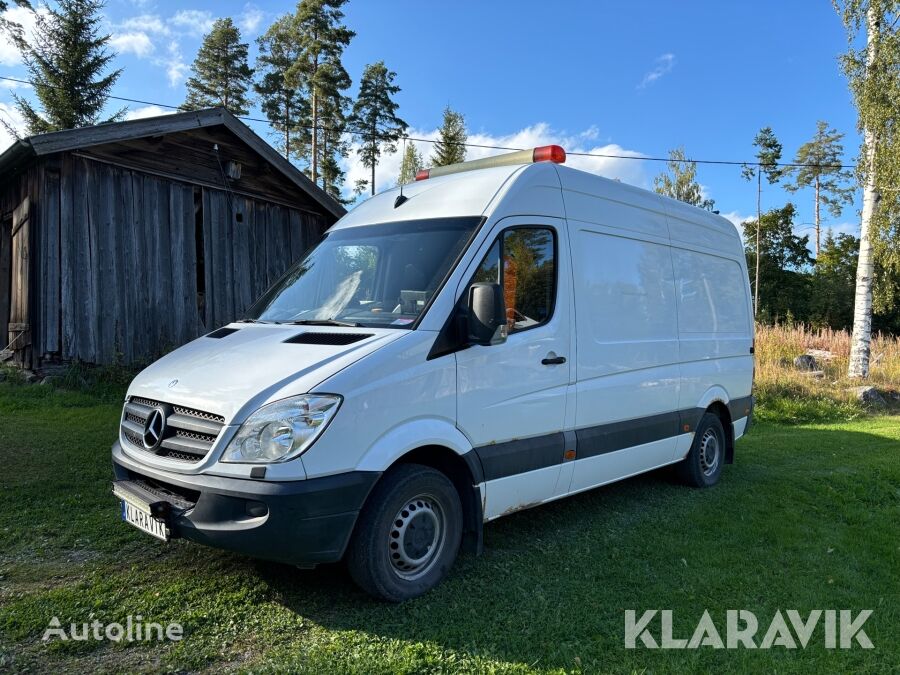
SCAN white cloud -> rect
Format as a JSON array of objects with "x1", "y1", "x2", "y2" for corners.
[
  {"x1": 118, "y1": 13, "x2": 170, "y2": 35},
  {"x1": 821, "y1": 221, "x2": 859, "y2": 238},
  {"x1": 158, "y1": 40, "x2": 189, "y2": 87},
  {"x1": 0, "y1": 100, "x2": 27, "y2": 152},
  {"x1": 238, "y1": 4, "x2": 265, "y2": 35},
  {"x1": 1, "y1": 77, "x2": 31, "y2": 90},
  {"x1": 170, "y1": 9, "x2": 215, "y2": 36},
  {"x1": 721, "y1": 211, "x2": 754, "y2": 229},
  {"x1": 110, "y1": 31, "x2": 155, "y2": 57},
  {"x1": 638, "y1": 53, "x2": 675, "y2": 89},
  {"x1": 124, "y1": 105, "x2": 176, "y2": 121},
  {"x1": 340, "y1": 122, "x2": 650, "y2": 201},
  {"x1": 0, "y1": 5, "x2": 45, "y2": 66}
]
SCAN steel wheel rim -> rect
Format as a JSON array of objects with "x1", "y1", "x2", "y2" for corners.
[
  {"x1": 388, "y1": 493, "x2": 446, "y2": 580},
  {"x1": 699, "y1": 427, "x2": 720, "y2": 477}
]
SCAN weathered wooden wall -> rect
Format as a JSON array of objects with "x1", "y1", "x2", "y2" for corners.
[{"x1": 25, "y1": 154, "x2": 328, "y2": 366}]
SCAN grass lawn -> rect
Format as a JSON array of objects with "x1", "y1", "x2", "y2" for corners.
[{"x1": 0, "y1": 380, "x2": 898, "y2": 673}]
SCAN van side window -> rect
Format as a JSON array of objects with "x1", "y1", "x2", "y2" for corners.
[{"x1": 471, "y1": 227, "x2": 556, "y2": 333}]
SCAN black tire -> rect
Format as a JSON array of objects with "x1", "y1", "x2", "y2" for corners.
[
  {"x1": 676, "y1": 412, "x2": 726, "y2": 488},
  {"x1": 346, "y1": 464, "x2": 463, "y2": 602}
]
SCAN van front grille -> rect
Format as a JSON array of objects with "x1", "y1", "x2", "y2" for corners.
[{"x1": 120, "y1": 397, "x2": 225, "y2": 463}]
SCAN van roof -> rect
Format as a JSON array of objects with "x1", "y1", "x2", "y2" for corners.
[{"x1": 332, "y1": 161, "x2": 741, "y2": 247}]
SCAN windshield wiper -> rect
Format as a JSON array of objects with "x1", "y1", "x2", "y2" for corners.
[{"x1": 288, "y1": 319, "x2": 364, "y2": 328}]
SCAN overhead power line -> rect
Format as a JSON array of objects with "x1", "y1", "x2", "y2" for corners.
[{"x1": 0, "y1": 74, "x2": 858, "y2": 170}]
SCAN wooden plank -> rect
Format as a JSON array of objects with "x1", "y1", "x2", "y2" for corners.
[
  {"x1": 156, "y1": 177, "x2": 174, "y2": 349},
  {"x1": 72, "y1": 159, "x2": 94, "y2": 361},
  {"x1": 142, "y1": 175, "x2": 160, "y2": 353},
  {"x1": 168, "y1": 184, "x2": 187, "y2": 344},
  {"x1": 85, "y1": 159, "x2": 102, "y2": 363},
  {"x1": 289, "y1": 209, "x2": 303, "y2": 263},
  {"x1": 232, "y1": 196, "x2": 253, "y2": 317},
  {"x1": 181, "y1": 184, "x2": 199, "y2": 340},
  {"x1": 253, "y1": 199, "x2": 268, "y2": 291},
  {"x1": 201, "y1": 188, "x2": 214, "y2": 330},
  {"x1": 222, "y1": 191, "x2": 235, "y2": 322},
  {"x1": 96, "y1": 164, "x2": 117, "y2": 363},
  {"x1": 60, "y1": 154, "x2": 77, "y2": 358},
  {"x1": 275, "y1": 204, "x2": 292, "y2": 278},
  {"x1": 41, "y1": 168, "x2": 61, "y2": 355},
  {"x1": 131, "y1": 172, "x2": 150, "y2": 360},
  {"x1": 117, "y1": 168, "x2": 136, "y2": 362}
]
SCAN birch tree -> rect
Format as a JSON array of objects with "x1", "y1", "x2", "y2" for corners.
[
  {"x1": 835, "y1": 0, "x2": 900, "y2": 378},
  {"x1": 653, "y1": 147, "x2": 715, "y2": 210}
]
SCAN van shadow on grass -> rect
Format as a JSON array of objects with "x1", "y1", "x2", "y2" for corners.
[{"x1": 246, "y1": 425, "x2": 900, "y2": 672}]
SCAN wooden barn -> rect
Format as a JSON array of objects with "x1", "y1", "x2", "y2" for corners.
[{"x1": 0, "y1": 108, "x2": 345, "y2": 369}]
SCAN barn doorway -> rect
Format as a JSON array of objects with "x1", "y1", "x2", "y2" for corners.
[{"x1": 7, "y1": 197, "x2": 31, "y2": 367}]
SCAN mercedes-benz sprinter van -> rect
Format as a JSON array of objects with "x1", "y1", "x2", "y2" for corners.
[{"x1": 112, "y1": 145, "x2": 754, "y2": 601}]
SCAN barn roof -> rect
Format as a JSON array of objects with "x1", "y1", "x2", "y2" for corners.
[{"x1": 0, "y1": 107, "x2": 346, "y2": 219}]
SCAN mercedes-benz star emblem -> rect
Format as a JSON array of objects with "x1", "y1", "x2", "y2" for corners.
[{"x1": 142, "y1": 408, "x2": 166, "y2": 450}]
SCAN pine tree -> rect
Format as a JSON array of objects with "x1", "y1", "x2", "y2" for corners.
[
  {"x1": 11, "y1": 0, "x2": 122, "y2": 135},
  {"x1": 255, "y1": 15, "x2": 309, "y2": 161},
  {"x1": 783, "y1": 121, "x2": 854, "y2": 256},
  {"x1": 317, "y1": 74, "x2": 351, "y2": 202},
  {"x1": 740, "y1": 127, "x2": 783, "y2": 315},
  {"x1": 431, "y1": 106, "x2": 467, "y2": 166},
  {"x1": 398, "y1": 142, "x2": 422, "y2": 185},
  {"x1": 184, "y1": 18, "x2": 254, "y2": 116},
  {"x1": 836, "y1": 0, "x2": 900, "y2": 378},
  {"x1": 291, "y1": 0, "x2": 354, "y2": 187},
  {"x1": 652, "y1": 147, "x2": 715, "y2": 210},
  {"x1": 349, "y1": 61, "x2": 407, "y2": 195}
]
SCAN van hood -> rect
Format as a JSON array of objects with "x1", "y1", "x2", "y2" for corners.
[{"x1": 127, "y1": 323, "x2": 407, "y2": 422}]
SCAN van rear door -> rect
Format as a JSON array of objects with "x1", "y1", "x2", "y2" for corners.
[{"x1": 455, "y1": 217, "x2": 571, "y2": 519}]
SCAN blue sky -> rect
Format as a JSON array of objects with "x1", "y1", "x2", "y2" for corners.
[{"x1": 0, "y1": 1, "x2": 863, "y2": 239}]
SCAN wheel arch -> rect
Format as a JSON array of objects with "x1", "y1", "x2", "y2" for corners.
[
  {"x1": 704, "y1": 400, "x2": 735, "y2": 464},
  {"x1": 355, "y1": 440, "x2": 485, "y2": 557}
]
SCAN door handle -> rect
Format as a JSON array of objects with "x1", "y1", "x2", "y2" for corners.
[{"x1": 541, "y1": 354, "x2": 566, "y2": 365}]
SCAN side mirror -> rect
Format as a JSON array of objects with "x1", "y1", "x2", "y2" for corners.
[{"x1": 467, "y1": 282, "x2": 507, "y2": 346}]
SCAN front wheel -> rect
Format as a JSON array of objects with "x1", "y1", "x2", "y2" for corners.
[
  {"x1": 346, "y1": 464, "x2": 463, "y2": 602},
  {"x1": 676, "y1": 412, "x2": 726, "y2": 488}
]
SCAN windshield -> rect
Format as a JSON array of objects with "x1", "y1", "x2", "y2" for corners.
[{"x1": 246, "y1": 217, "x2": 481, "y2": 328}]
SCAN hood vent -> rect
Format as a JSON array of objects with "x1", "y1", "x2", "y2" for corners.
[
  {"x1": 283, "y1": 332, "x2": 373, "y2": 346},
  {"x1": 206, "y1": 327, "x2": 239, "y2": 339}
]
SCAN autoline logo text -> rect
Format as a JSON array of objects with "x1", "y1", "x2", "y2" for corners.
[{"x1": 624, "y1": 610, "x2": 874, "y2": 649}]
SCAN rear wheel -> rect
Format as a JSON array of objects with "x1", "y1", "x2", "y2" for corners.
[
  {"x1": 346, "y1": 464, "x2": 462, "y2": 602},
  {"x1": 676, "y1": 412, "x2": 726, "y2": 487}
]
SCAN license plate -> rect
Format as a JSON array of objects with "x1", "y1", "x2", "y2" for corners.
[{"x1": 121, "y1": 500, "x2": 169, "y2": 542}]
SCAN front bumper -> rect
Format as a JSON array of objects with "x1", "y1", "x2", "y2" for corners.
[{"x1": 112, "y1": 441, "x2": 380, "y2": 566}]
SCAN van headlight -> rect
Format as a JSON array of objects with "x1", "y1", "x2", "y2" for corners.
[{"x1": 222, "y1": 395, "x2": 342, "y2": 463}]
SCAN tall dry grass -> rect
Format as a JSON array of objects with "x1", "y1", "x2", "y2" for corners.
[{"x1": 754, "y1": 323, "x2": 900, "y2": 423}]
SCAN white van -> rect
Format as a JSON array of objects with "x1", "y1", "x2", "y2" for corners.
[{"x1": 112, "y1": 146, "x2": 754, "y2": 601}]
